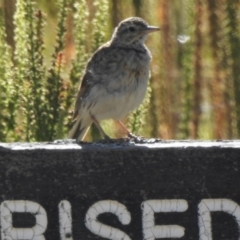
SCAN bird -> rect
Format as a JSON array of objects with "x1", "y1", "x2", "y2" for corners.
[{"x1": 68, "y1": 17, "x2": 160, "y2": 141}]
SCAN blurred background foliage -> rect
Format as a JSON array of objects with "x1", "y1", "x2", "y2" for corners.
[{"x1": 1, "y1": 0, "x2": 240, "y2": 142}]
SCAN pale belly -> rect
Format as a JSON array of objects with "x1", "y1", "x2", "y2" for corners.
[
  {"x1": 87, "y1": 73, "x2": 149, "y2": 121},
  {"x1": 80, "y1": 46, "x2": 152, "y2": 121}
]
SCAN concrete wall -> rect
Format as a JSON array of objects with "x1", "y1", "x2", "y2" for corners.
[{"x1": 0, "y1": 140, "x2": 240, "y2": 239}]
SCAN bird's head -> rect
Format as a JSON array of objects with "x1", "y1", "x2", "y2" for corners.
[{"x1": 111, "y1": 17, "x2": 160, "y2": 45}]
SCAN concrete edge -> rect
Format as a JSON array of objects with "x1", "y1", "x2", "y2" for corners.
[{"x1": 0, "y1": 139, "x2": 240, "y2": 151}]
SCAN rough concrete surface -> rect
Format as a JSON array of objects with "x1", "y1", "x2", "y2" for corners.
[{"x1": 0, "y1": 139, "x2": 240, "y2": 239}]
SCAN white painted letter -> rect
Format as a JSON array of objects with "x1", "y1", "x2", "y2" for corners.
[
  {"x1": 198, "y1": 198, "x2": 240, "y2": 240},
  {"x1": 85, "y1": 200, "x2": 131, "y2": 240},
  {"x1": 142, "y1": 199, "x2": 188, "y2": 239},
  {"x1": 0, "y1": 200, "x2": 47, "y2": 240},
  {"x1": 59, "y1": 200, "x2": 73, "y2": 240}
]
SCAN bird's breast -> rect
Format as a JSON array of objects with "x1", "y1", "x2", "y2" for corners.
[
  {"x1": 85, "y1": 49, "x2": 151, "y2": 121},
  {"x1": 108, "y1": 49, "x2": 151, "y2": 90},
  {"x1": 103, "y1": 52, "x2": 150, "y2": 119}
]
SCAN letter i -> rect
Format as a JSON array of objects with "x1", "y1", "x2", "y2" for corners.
[{"x1": 59, "y1": 200, "x2": 73, "y2": 240}]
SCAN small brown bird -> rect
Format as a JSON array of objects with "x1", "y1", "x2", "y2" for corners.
[{"x1": 68, "y1": 17, "x2": 160, "y2": 141}]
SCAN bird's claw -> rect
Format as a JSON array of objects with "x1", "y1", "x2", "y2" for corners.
[{"x1": 127, "y1": 133, "x2": 146, "y2": 143}]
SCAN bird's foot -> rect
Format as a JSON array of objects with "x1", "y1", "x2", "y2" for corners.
[
  {"x1": 127, "y1": 133, "x2": 146, "y2": 143},
  {"x1": 127, "y1": 133, "x2": 163, "y2": 143}
]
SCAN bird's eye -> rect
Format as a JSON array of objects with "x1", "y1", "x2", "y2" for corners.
[{"x1": 129, "y1": 27, "x2": 135, "y2": 32}]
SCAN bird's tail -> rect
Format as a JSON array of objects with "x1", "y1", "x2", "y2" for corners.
[{"x1": 68, "y1": 115, "x2": 92, "y2": 141}]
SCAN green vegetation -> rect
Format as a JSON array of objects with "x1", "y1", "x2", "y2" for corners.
[{"x1": 1, "y1": 0, "x2": 240, "y2": 142}]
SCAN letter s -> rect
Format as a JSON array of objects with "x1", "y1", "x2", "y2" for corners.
[{"x1": 85, "y1": 200, "x2": 131, "y2": 240}]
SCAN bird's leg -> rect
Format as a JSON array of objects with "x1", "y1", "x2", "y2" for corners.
[
  {"x1": 90, "y1": 114, "x2": 111, "y2": 140},
  {"x1": 116, "y1": 120, "x2": 139, "y2": 139}
]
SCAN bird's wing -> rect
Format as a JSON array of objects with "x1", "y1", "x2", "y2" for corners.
[
  {"x1": 72, "y1": 70, "x2": 92, "y2": 119},
  {"x1": 72, "y1": 43, "x2": 121, "y2": 119}
]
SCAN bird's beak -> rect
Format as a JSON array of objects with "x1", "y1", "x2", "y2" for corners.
[{"x1": 142, "y1": 26, "x2": 160, "y2": 35}]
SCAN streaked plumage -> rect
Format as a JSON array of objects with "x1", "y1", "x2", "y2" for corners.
[{"x1": 68, "y1": 17, "x2": 160, "y2": 141}]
